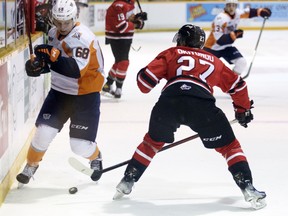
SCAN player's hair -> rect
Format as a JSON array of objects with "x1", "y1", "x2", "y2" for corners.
[
  {"x1": 173, "y1": 24, "x2": 206, "y2": 49},
  {"x1": 52, "y1": 0, "x2": 78, "y2": 21}
]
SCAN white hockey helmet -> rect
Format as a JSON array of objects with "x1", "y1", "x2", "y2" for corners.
[
  {"x1": 52, "y1": 0, "x2": 78, "y2": 21},
  {"x1": 226, "y1": 0, "x2": 238, "y2": 4}
]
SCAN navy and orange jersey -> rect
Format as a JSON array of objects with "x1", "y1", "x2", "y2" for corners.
[
  {"x1": 47, "y1": 22, "x2": 104, "y2": 95},
  {"x1": 137, "y1": 46, "x2": 251, "y2": 110},
  {"x1": 105, "y1": 0, "x2": 135, "y2": 40},
  {"x1": 205, "y1": 7, "x2": 260, "y2": 50}
]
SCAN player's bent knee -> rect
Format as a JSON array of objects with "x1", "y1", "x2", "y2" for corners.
[
  {"x1": 143, "y1": 133, "x2": 165, "y2": 151},
  {"x1": 32, "y1": 124, "x2": 59, "y2": 151},
  {"x1": 70, "y1": 138, "x2": 97, "y2": 158},
  {"x1": 117, "y1": 60, "x2": 129, "y2": 71}
]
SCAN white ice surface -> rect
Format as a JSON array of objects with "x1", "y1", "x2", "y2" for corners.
[{"x1": 0, "y1": 30, "x2": 288, "y2": 216}]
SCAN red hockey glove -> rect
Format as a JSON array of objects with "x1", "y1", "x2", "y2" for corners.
[
  {"x1": 233, "y1": 100, "x2": 254, "y2": 128},
  {"x1": 234, "y1": 29, "x2": 244, "y2": 38},
  {"x1": 25, "y1": 58, "x2": 50, "y2": 77},
  {"x1": 34, "y1": 44, "x2": 61, "y2": 63},
  {"x1": 259, "y1": 8, "x2": 272, "y2": 18}
]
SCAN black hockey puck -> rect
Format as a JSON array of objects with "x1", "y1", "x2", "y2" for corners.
[{"x1": 69, "y1": 187, "x2": 78, "y2": 194}]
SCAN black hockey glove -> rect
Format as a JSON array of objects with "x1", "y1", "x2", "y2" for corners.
[
  {"x1": 135, "y1": 12, "x2": 148, "y2": 21},
  {"x1": 259, "y1": 8, "x2": 272, "y2": 18},
  {"x1": 25, "y1": 58, "x2": 50, "y2": 77},
  {"x1": 234, "y1": 29, "x2": 244, "y2": 38},
  {"x1": 233, "y1": 100, "x2": 254, "y2": 128},
  {"x1": 34, "y1": 44, "x2": 61, "y2": 63}
]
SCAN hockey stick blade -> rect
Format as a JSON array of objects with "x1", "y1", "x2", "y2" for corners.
[
  {"x1": 131, "y1": 45, "x2": 141, "y2": 52},
  {"x1": 68, "y1": 157, "x2": 93, "y2": 176},
  {"x1": 68, "y1": 157, "x2": 103, "y2": 181}
]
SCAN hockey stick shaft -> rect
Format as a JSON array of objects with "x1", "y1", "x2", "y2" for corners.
[
  {"x1": 23, "y1": 0, "x2": 35, "y2": 61},
  {"x1": 243, "y1": 17, "x2": 267, "y2": 79},
  {"x1": 99, "y1": 119, "x2": 238, "y2": 174},
  {"x1": 136, "y1": 0, "x2": 143, "y2": 12},
  {"x1": 101, "y1": 133, "x2": 200, "y2": 174}
]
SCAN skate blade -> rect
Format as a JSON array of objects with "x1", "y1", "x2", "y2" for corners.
[
  {"x1": 101, "y1": 91, "x2": 115, "y2": 99},
  {"x1": 250, "y1": 198, "x2": 267, "y2": 210},
  {"x1": 113, "y1": 190, "x2": 125, "y2": 200},
  {"x1": 17, "y1": 183, "x2": 24, "y2": 189}
]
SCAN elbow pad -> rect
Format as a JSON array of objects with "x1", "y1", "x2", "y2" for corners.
[
  {"x1": 249, "y1": 8, "x2": 258, "y2": 18},
  {"x1": 50, "y1": 57, "x2": 81, "y2": 79},
  {"x1": 217, "y1": 34, "x2": 235, "y2": 45}
]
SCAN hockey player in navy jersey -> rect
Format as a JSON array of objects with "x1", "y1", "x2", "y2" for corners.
[
  {"x1": 113, "y1": 24, "x2": 266, "y2": 210},
  {"x1": 17, "y1": 0, "x2": 104, "y2": 185},
  {"x1": 204, "y1": 0, "x2": 271, "y2": 75}
]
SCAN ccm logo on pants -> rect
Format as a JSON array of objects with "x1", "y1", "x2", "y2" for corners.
[
  {"x1": 71, "y1": 124, "x2": 89, "y2": 130},
  {"x1": 202, "y1": 135, "x2": 222, "y2": 142}
]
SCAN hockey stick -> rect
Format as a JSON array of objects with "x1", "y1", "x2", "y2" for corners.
[
  {"x1": 136, "y1": 0, "x2": 143, "y2": 13},
  {"x1": 135, "y1": 0, "x2": 147, "y2": 20},
  {"x1": 242, "y1": 17, "x2": 268, "y2": 79},
  {"x1": 22, "y1": 0, "x2": 35, "y2": 61},
  {"x1": 69, "y1": 119, "x2": 237, "y2": 181},
  {"x1": 68, "y1": 134, "x2": 202, "y2": 181},
  {"x1": 131, "y1": 45, "x2": 141, "y2": 52}
]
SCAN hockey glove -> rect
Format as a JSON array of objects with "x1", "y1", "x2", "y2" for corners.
[
  {"x1": 234, "y1": 29, "x2": 244, "y2": 38},
  {"x1": 25, "y1": 58, "x2": 50, "y2": 77},
  {"x1": 34, "y1": 44, "x2": 61, "y2": 63},
  {"x1": 233, "y1": 100, "x2": 254, "y2": 128},
  {"x1": 259, "y1": 8, "x2": 272, "y2": 18},
  {"x1": 135, "y1": 12, "x2": 148, "y2": 21}
]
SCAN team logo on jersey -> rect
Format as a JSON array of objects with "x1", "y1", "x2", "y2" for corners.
[
  {"x1": 72, "y1": 32, "x2": 82, "y2": 40},
  {"x1": 48, "y1": 36, "x2": 54, "y2": 42},
  {"x1": 180, "y1": 84, "x2": 192, "y2": 90},
  {"x1": 43, "y1": 114, "x2": 51, "y2": 120}
]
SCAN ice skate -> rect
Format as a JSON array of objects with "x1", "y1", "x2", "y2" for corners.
[
  {"x1": 233, "y1": 172, "x2": 266, "y2": 210},
  {"x1": 90, "y1": 152, "x2": 103, "y2": 171},
  {"x1": 89, "y1": 152, "x2": 103, "y2": 181},
  {"x1": 114, "y1": 88, "x2": 122, "y2": 99},
  {"x1": 16, "y1": 163, "x2": 39, "y2": 185},
  {"x1": 241, "y1": 180, "x2": 266, "y2": 210},
  {"x1": 101, "y1": 83, "x2": 115, "y2": 98},
  {"x1": 113, "y1": 177, "x2": 135, "y2": 200}
]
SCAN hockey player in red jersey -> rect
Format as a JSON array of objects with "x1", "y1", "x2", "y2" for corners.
[
  {"x1": 102, "y1": 0, "x2": 147, "y2": 98},
  {"x1": 204, "y1": 0, "x2": 271, "y2": 75},
  {"x1": 16, "y1": 0, "x2": 104, "y2": 185},
  {"x1": 113, "y1": 24, "x2": 266, "y2": 210}
]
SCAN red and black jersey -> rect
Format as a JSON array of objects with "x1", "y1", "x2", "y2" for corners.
[
  {"x1": 105, "y1": 0, "x2": 135, "y2": 40},
  {"x1": 137, "y1": 46, "x2": 251, "y2": 110}
]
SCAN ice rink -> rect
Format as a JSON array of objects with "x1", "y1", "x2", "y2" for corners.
[{"x1": 0, "y1": 29, "x2": 288, "y2": 216}]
